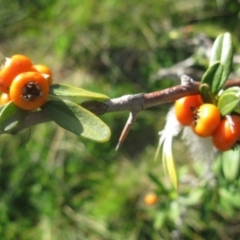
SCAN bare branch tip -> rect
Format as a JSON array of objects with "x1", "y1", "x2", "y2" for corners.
[{"x1": 180, "y1": 75, "x2": 195, "y2": 86}]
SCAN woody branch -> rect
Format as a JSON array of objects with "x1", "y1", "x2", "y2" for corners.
[{"x1": 14, "y1": 76, "x2": 240, "y2": 134}]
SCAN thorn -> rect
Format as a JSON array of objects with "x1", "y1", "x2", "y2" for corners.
[
  {"x1": 115, "y1": 111, "x2": 139, "y2": 151},
  {"x1": 115, "y1": 141, "x2": 121, "y2": 151}
]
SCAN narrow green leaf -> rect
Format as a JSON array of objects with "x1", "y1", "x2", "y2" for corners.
[
  {"x1": 221, "y1": 148, "x2": 240, "y2": 182},
  {"x1": 210, "y1": 33, "x2": 233, "y2": 70},
  {"x1": 162, "y1": 137, "x2": 178, "y2": 190},
  {"x1": 148, "y1": 173, "x2": 166, "y2": 192},
  {"x1": 208, "y1": 33, "x2": 233, "y2": 92},
  {"x1": 49, "y1": 84, "x2": 109, "y2": 102},
  {"x1": 201, "y1": 61, "x2": 224, "y2": 94},
  {"x1": 218, "y1": 92, "x2": 240, "y2": 116},
  {"x1": 0, "y1": 101, "x2": 28, "y2": 132},
  {"x1": 43, "y1": 100, "x2": 111, "y2": 142},
  {"x1": 210, "y1": 33, "x2": 230, "y2": 64}
]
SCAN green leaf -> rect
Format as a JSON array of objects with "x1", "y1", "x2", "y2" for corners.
[
  {"x1": 219, "y1": 188, "x2": 240, "y2": 208},
  {"x1": 218, "y1": 195, "x2": 234, "y2": 217},
  {"x1": 148, "y1": 173, "x2": 167, "y2": 192},
  {"x1": 168, "y1": 201, "x2": 180, "y2": 222},
  {"x1": 162, "y1": 136, "x2": 178, "y2": 190},
  {"x1": 179, "y1": 188, "x2": 204, "y2": 206},
  {"x1": 208, "y1": 33, "x2": 233, "y2": 93},
  {"x1": 221, "y1": 86, "x2": 240, "y2": 94},
  {"x1": 42, "y1": 100, "x2": 111, "y2": 142},
  {"x1": 210, "y1": 33, "x2": 233, "y2": 71},
  {"x1": 217, "y1": 91, "x2": 240, "y2": 116},
  {"x1": 221, "y1": 148, "x2": 240, "y2": 182},
  {"x1": 154, "y1": 211, "x2": 166, "y2": 230},
  {"x1": 201, "y1": 61, "x2": 224, "y2": 94},
  {"x1": 199, "y1": 83, "x2": 216, "y2": 104},
  {"x1": 49, "y1": 84, "x2": 109, "y2": 102},
  {"x1": 0, "y1": 101, "x2": 28, "y2": 132}
]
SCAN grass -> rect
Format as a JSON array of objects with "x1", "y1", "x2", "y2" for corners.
[{"x1": 1, "y1": 0, "x2": 240, "y2": 239}]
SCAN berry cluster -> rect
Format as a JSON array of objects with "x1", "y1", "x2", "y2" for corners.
[
  {"x1": 0, "y1": 54, "x2": 52, "y2": 110},
  {"x1": 175, "y1": 95, "x2": 240, "y2": 152}
]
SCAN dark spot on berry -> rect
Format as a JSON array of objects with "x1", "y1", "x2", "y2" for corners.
[{"x1": 21, "y1": 81, "x2": 42, "y2": 101}]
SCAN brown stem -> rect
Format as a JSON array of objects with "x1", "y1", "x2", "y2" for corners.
[
  {"x1": 8, "y1": 78, "x2": 240, "y2": 134},
  {"x1": 143, "y1": 82, "x2": 200, "y2": 109}
]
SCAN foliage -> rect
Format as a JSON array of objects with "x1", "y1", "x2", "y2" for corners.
[
  {"x1": 202, "y1": 33, "x2": 233, "y2": 94},
  {"x1": 0, "y1": 0, "x2": 240, "y2": 239}
]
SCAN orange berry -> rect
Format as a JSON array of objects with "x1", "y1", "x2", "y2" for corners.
[
  {"x1": 212, "y1": 116, "x2": 240, "y2": 151},
  {"x1": 192, "y1": 104, "x2": 221, "y2": 137},
  {"x1": 0, "y1": 93, "x2": 11, "y2": 105},
  {"x1": 0, "y1": 54, "x2": 33, "y2": 93},
  {"x1": 144, "y1": 193, "x2": 158, "y2": 205},
  {"x1": 9, "y1": 72, "x2": 49, "y2": 111},
  {"x1": 33, "y1": 64, "x2": 53, "y2": 85},
  {"x1": 175, "y1": 95, "x2": 203, "y2": 126}
]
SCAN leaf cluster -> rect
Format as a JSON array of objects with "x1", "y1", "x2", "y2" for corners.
[
  {"x1": 200, "y1": 33, "x2": 240, "y2": 116},
  {"x1": 0, "y1": 84, "x2": 111, "y2": 142}
]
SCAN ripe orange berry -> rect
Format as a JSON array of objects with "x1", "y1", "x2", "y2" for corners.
[
  {"x1": 212, "y1": 116, "x2": 240, "y2": 151},
  {"x1": 143, "y1": 193, "x2": 158, "y2": 205},
  {"x1": 0, "y1": 93, "x2": 11, "y2": 105},
  {"x1": 0, "y1": 54, "x2": 33, "y2": 93},
  {"x1": 9, "y1": 72, "x2": 49, "y2": 111},
  {"x1": 175, "y1": 95, "x2": 203, "y2": 126},
  {"x1": 192, "y1": 104, "x2": 221, "y2": 137},
  {"x1": 33, "y1": 64, "x2": 53, "y2": 85}
]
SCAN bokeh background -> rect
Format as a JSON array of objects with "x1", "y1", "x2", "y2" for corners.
[{"x1": 1, "y1": 0, "x2": 240, "y2": 239}]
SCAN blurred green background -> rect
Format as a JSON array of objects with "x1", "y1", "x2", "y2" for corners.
[{"x1": 1, "y1": 0, "x2": 240, "y2": 239}]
